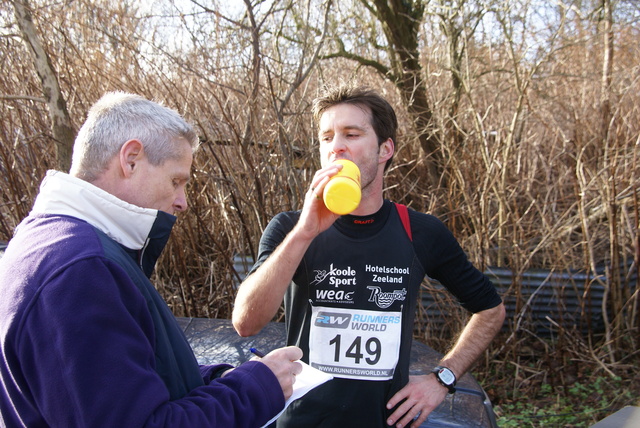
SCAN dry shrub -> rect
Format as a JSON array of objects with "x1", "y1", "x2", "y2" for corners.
[{"x1": 1, "y1": 2, "x2": 639, "y2": 412}]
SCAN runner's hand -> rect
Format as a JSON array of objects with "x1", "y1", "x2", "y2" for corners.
[
  {"x1": 386, "y1": 374, "x2": 448, "y2": 427},
  {"x1": 295, "y1": 164, "x2": 343, "y2": 240}
]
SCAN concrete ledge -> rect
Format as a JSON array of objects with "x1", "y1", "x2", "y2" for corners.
[{"x1": 590, "y1": 406, "x2": 640, "y2": 428}]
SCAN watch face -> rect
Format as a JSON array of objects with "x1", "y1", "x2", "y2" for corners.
[{"x1": 438, "y1": 368, "x2": 455, "y2": 385}]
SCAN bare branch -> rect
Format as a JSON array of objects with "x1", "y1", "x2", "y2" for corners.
[{"x1": 0, "y1": 94, "x2": 46, "y2": 103}]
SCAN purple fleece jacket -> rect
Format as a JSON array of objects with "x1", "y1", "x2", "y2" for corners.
[{"x1": 0, "y1": 173, "x2": 284, "y2": 428}]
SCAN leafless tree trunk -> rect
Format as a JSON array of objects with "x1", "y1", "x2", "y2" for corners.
[
  {"x1": 325, "y1": 0, "x2": 443, "y2": 189},
  {"x1": 13, "y1": 0, "x2": 75, "y2": 172}
]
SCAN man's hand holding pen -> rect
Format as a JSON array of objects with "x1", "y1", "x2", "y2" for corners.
[{"x1": 251, "y1": 346, "x2": 303, "y2": 400}]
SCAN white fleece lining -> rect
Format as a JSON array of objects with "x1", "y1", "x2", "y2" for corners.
[{"x1": 30, "y1": 170, "x2": 158, "y2": 250}]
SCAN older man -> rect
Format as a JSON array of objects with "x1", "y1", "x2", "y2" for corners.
[{"x1": 0, "y1": 92, "x2": 301, "y2": 428}]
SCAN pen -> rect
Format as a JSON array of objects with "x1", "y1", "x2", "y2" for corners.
[{"x1": 250, "y1": 347, "x2": 266, "y2": 358}]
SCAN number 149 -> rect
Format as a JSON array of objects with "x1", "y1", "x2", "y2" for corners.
[{"x1": 328, "y1": 334, "x2": 381, "y2": 365}]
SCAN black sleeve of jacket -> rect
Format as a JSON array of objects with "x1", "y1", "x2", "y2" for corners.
[{"x1": 409, "y1": 210, "x2": 502, "y2": 313}]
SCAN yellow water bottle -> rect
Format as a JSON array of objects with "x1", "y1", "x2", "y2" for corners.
[{"x1": 323, "y1": 159, "x2": 361, "y2": 215}]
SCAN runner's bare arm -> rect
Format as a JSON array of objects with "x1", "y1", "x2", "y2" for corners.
[
  {"x1": 232, "y1": 166, "x2": 341, "y2": 336},
  {"x1": 386, "y1": 303, "x2": 506, "y2": 427}
]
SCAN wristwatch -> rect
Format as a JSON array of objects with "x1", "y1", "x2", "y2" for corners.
[{"x1": 431, "y1": 366, "x2": 456, "y2": 394}]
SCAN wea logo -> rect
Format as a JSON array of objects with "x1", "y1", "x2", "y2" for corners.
[{"x1": 314, "y1": 312, "x2": 351, "y2": 329}]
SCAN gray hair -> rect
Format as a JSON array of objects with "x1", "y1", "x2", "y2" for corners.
[{"x1": 70, "y1": 92, "x2": 198, "y2": 181}]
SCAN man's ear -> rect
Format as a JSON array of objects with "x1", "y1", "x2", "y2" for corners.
[
  {"x1": 119, "y1": 139, "x2": 144, "y2": 178},
  {"x1": 379, "y1": 138, "x2": 394, "y2": 164}
]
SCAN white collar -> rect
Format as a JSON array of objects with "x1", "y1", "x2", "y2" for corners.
[{"x1": 30, "y1": 170, "x2": 159, "y2": 250}]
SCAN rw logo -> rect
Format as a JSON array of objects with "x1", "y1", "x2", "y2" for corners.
[{"x1": 314, "y1": 312, "x2": 351, "y2": 329}]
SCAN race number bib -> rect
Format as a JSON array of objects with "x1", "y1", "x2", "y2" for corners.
[{"x1": 309, "y1": 306, "x2": 402, "y2": 381}]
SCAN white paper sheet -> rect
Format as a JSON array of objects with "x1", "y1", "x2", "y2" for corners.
[{"x1": 261, "y1": 360, "x2": 333, "y2": 427}]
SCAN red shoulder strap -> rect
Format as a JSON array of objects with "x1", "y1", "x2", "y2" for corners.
[{"x1": 394, "y1": 203, "x2": 412, "y2": 241}]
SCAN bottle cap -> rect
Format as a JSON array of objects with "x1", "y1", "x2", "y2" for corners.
[{"x1": 323, "y1": 160, "x2": 361, "y2": 215}]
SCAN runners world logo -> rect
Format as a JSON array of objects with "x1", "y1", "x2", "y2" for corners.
[{"x1": 314, "y1": 311, "x2": 351, "y2": 329}]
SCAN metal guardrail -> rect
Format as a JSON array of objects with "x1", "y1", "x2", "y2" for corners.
[
  {"x1": 420, "y1": 261, "x2": 637, "y2": 335},
  {"x1": 487, "y1": 266, "x2": 606, "y2": 334}
]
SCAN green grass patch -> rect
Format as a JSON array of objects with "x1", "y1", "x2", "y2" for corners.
[{"x1": 493, "y1": 376, "x2": 637, "y2": 427}]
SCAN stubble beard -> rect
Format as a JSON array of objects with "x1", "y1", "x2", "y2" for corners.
[{"x1": 358, "y1": 151, "x2": 382, "y2": 197}]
